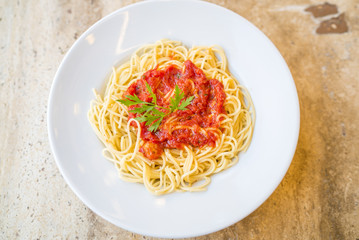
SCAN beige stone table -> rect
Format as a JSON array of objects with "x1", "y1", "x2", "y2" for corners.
[{"x1": 1, "y1": 0, "x2": 358, "y2": 239}]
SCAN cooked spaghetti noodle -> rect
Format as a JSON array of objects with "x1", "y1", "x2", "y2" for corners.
[{"x1": 88, "y1": 39, "x2": 255, "y2": 195}]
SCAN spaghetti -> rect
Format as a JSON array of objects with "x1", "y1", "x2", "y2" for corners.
[{"x1": 88, "y1": 39, "x2": 255, "y2": 195}]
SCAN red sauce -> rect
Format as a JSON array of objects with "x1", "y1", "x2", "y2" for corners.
[{"x1": 124, "y1": 60, "x2": 226, "y2": 159}]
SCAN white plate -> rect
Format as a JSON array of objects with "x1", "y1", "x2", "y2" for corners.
[{"x1": 48, "y1": 0, "x2": 300, "y2": 238}]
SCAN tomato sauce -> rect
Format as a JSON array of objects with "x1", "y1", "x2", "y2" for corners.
[{"x1": 124, "y1": 60, "x2": 226, "y2": 159}]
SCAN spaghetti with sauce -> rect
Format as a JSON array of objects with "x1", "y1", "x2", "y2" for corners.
[{"x1": 88, "y1": 40, "x2": 255, "y2": 195}]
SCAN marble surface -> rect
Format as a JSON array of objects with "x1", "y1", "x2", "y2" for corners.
[{"x1": 1, "y1": 0, "x2": 358, "y2": 239}]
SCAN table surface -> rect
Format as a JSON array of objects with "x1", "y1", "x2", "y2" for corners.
[{"x1": 1, "y1": 0, "x2": 358, "y2": 239}]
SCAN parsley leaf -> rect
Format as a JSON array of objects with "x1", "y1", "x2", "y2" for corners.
[
  {"x1": 129, "y1": 105, "x2": 154, "y2": 114},
  {"x1": 148, "y1": 117, "x2": 163, "y2": 132},
  {"x1": 118, "y1": 83, "x2": 193, "y2": 132},
  {"x1": 117, "y1": 94, "x2": 152, "y2": 106},
  {"x1": 178, "y1": 96, "x2": 194, "y2": 110},
  {"x1": 135, "y1": 115, "x2": 149, "y2": 123},
  {"x1": 170, "y1": 85, "x2": 185, "y2": 111},
  {"x1": 142, "y1": 114, "x2": 158, "y2": 126},
  {"x1": 145, "y1": 82, "x2": 157, "y2": 104}
]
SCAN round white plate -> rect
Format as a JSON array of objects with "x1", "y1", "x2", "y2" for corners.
[{"x1": 48, "y1": 0, "x2": 300, "y2": 238}]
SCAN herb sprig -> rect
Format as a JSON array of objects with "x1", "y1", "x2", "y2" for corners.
[{"x1": 117, "y1": 82, "x2": 194, "y2": 132}]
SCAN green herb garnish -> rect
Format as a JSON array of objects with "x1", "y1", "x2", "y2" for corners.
[{"x1": 117, "y1": 82, "x2": 194, "y2": 132}]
